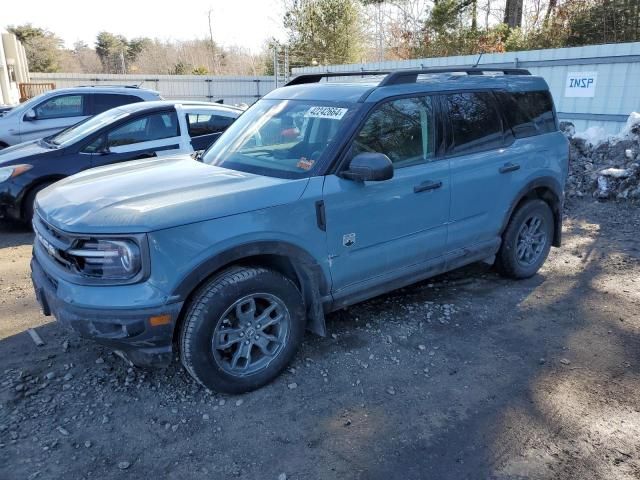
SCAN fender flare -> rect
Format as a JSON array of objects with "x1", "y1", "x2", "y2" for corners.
[
  {"x1": 501, "y1": 176, "x2": 564, "y2": 247},
  {"x1": 172, "y1": 241, "x2": 330, "y2": 336}
]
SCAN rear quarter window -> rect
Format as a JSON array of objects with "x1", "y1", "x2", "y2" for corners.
[
  {"x1": 186, "y1": 113, "x2": 236, "y2": 137},
  {"x1": 497, "y1": 90, "x2": 557, "y2": 138}
]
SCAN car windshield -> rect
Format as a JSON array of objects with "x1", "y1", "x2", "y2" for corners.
[
  {"x1": 48, "y1": 108, "x2": 131, "y2": 147},
  {"x1": 202, "y1": 99, "x2": 356, "y2": 178}
]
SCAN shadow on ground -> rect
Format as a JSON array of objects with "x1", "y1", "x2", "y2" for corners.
[
  {"x1": 1, "y1": 199, "x2": 639, "y2": 479},
  {"x1": 0, "y1": 219, "x2": 33, "y2": 248}
]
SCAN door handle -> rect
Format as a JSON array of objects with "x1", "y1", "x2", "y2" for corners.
[
  {"x1": 499, "y1": 162, "x2": 520, "y2": 174},
  {"x1": 413, "y1": 180, "x2": 443, "y2": 193}
]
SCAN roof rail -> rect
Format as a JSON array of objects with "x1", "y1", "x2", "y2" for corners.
[
  {"x1": 76, "y1": 84, "x2": 141, "y2": 89},
  {"x1": 285, "y1": 67, "x2": 531, "y2": 87},
  {"x1": 378, "y1": 67, "x2": 531, "y2": 86},
  {"x1": 285, "y1": 71, "x2": 391, "y2": 86}
]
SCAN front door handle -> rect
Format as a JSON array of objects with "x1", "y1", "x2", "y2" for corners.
[
  {"x1": 499, "y1": 162, "x2": 520, "y2": 174},
  {"x1": 414, "y1": 180, "x2": 443, "y2": 193}
]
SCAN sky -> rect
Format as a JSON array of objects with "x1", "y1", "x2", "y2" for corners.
[{"x1": 1, "y1": 0, "x2": 286, "y2": 52}]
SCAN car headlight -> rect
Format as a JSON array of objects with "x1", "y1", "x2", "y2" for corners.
[
  {"x1": 68, "y1": 238, "x2": 142, "y2": 280},
  {"x1": 0, "y1": 164, "x2": 33, "y2": 183}
]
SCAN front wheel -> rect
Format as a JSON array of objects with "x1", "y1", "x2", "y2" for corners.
[
  {"x1": 495, "y1": 199, "x2": 554, "y2": 279},
  {"x1": 23, "y1": 182, "x2": 53, "y2": 226},
  {"x1": 180, "y1": 267, "x2": 305, "y2": 394}
]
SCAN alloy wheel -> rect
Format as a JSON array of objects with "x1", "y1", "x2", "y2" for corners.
[
  {"x1": 515, "y1": 214, "x2": 547, "y2": 266},
  {"x1": 211, "y1": 293, "x2": 290, "y2": 376}
]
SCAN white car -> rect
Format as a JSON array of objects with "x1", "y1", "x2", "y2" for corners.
[{"x1": 0, "y1": 85, "x2": 162, "y2": 148}]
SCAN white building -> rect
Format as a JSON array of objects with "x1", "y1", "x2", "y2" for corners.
[{"x1": 0, "y1": 29, "x2": 30, "y2": 106}]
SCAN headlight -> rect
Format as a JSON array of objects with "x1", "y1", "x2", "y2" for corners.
[
  {"x1": 0, "y1": 164, "x2": 33, "y2": 182},
  {"x1": 68, "y1": 238, "x2": 142, "y2": 280}
]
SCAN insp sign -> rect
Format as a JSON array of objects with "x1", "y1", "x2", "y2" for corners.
[{"x1": 565, "y1": 72, "x2": 598, "y2": 98}]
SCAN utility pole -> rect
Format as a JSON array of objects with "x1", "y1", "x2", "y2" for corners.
[
  {"x1": 377, "y1": 1, "x2": 384, "y2": 63},
  {"x1": 207, "y1": 8, "x2": 217, "y2": 74},
  {"x1": 273, "y1": 47, "x2": 278, "y2": 88},
  {"x1": 284, "y1": 45, "x2": 289, "y2": 84}
]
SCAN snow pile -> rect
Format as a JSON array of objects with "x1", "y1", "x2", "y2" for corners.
[
  {"x1": 574, "y1": 126, "x2": 608, "y2": 148},
  {"x1": 562, "y1": 112, "x2": 640, "y2": 201}
]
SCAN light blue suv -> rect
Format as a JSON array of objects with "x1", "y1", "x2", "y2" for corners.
[{"x1": 31, "y1": 68, "x2": 569, "y2": 393}]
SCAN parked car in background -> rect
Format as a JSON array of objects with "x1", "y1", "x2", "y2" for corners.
[
  {"x1": 0, "y1": 101, "x2": 242, "y2": 223},
  {"x1": 0, "y1": 85, "x2": 162, "y2": 149},
  {"x1": 30, "y1": 68, "x2": 568, "y2": 394}
]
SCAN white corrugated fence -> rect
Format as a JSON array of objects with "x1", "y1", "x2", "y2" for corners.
[
  {"x1": 29, "y1": 73, "x2": 276, "y2": 107},
  {"x1": 30, "y1": 42, "x2": 640, "y2": 133},
  {"x1": 292, "y1": 42, "x2": 640, "y2": 134}
]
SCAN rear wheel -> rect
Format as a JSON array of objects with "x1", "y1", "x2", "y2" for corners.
[
  {"x1": 180, "y1": 267, "x2": 305, "y2": 394},
  {"x1": 496, "y1": 199, "x2": 554, "y2": 279}
]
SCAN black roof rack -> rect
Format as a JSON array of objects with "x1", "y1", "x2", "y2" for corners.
[
  {"x1": 379, "y1": 67, "x2": 531, "y2": 86},
  {"x1": 285, "y1": 67, "x2": 531, "y2": 87},
  {"x1": 285, "y1": 71, "x2": 391, "y2": 86},
  {"x1": 76, "y1": 84, "x2": 141, "y2": 89}
]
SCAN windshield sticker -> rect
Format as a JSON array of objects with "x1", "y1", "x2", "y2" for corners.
[
  {"x1": 297, "y1": 158, "x2": 315, "y2": 171},
  {"x1": 305, "y1": 106, "x2": 348, "y2": 120}
]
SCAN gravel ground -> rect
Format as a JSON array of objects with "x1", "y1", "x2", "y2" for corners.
[{"x1": 1, "y1": 198, "x2": 639, "y2": 480}]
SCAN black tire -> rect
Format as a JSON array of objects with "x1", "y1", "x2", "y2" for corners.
[
  {"x1": 23, "y1": 182, "x2": 53, "y2": 226},
  {"x1": 495, "y1": 199, "x2": 554, "y2": 279},
  {"x1": 180, "y1": 267, "x2": 305, "y2": 394}
]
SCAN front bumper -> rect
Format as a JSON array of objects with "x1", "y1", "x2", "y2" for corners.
[{"x1": 31, "y1": 256, "x2": 183, "y2": 367}]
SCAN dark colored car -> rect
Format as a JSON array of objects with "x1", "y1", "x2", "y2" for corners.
[{"x1": 0, "y1": 100, "x2": 242, "y2": 223}]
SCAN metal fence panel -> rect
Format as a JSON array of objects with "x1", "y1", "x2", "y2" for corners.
[
  {"x1": 293, "y1": 42, "x2": 640, "y2": 134},
  {"x1": 29, "y1": 73, "x2": 277, "y2": 106}
]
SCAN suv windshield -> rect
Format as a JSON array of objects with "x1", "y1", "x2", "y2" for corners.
[
  {"x1": 48, "y1": 108, "x2": 130, "y2": 147},
  {"x1": 202, "y1": 99, "x2": 356, "y2": 178}
]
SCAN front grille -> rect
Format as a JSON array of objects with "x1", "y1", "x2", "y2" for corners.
[{"x1": 33, "y1": 213, "x2": 77, "y2": 273}]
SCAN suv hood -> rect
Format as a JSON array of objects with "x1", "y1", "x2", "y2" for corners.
[{"x1": 37, "y1": 156, "x2": 309, "y2": 234}]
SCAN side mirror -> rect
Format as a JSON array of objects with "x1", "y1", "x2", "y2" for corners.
[
  {"x1": 24, "y1": 109, "x2": 37, "y2": 121},
  {"x1": 341, "y1": 152, "x2": 393, "y2": 182}
]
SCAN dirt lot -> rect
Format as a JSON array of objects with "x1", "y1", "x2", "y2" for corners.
[{"x1": 1, "y1": 198, "x2": 639, "y2": 480}]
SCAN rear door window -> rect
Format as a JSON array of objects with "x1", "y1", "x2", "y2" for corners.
[
  {"x1": 446, "y1": 92, "x2": 504, "y2": 154},
  {"x1": 106, "y1": 111, "x2": 179, "y2": 148},
  {"x1": 92, "y1": 94, "x2": 143, "y2": 114},
  {"x1": 34, "y1": 94, "x2": 87, "y2": 119},
  {"x1": 498, "y1": 91, "x2": 557, "y2": 138},
  {"x1": 186, "y1": 113, "x2": 235, "y2": 137}
]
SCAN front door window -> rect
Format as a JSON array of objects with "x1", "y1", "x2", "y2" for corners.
[{"x1": 34, "y1": 95, "x2": 85, "y2": 120}]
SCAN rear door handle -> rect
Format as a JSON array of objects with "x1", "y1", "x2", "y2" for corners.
[
  {"x1": 499, "y1": 162, "x2": 520, "y2": 174},
  {"x1": 414, "y1": 180, "x2": 443, "y2": 193}
]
